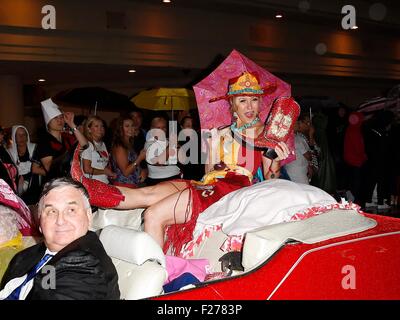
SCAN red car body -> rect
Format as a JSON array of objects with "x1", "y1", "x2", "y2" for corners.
[{"x1": 155, "y1": 213, "x2": 400, "y2": 300}]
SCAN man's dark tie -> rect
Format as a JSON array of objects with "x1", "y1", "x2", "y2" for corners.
[{"x1": 5, "y1": 253, "x2": 54, "y2": 300}]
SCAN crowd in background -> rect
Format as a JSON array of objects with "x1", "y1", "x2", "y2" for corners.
[
  {"x1": 0, "y1": 102, "x2": 205, "y2": 208},
  {"x1": 287, "y1": 104, "x2": 400, "y2": 211},
  {"x1": 0, "y1": 99, "x2": 399, "y2": 212}
]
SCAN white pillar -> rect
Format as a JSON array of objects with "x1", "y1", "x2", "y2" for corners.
[{"x1": 0, "y1": 75, "x2": 24, "y2": 127}]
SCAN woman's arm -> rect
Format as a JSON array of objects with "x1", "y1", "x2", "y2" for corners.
[
  {"x1": 262, "y1": 141, "x2": 290, "y2": 180},
  {"x1": 31, "y1": 162, "x2": 46, "y2": 176},
  {"x1": 82, "y1": 158, "x2": 115, "y2": 177},
  {"x1": 112, "y1": 146, "x2": 145, "y2": 178},
  {"x1": 64, "y1": 112, "x2": 88, "y2": 148},
  {"x1": 31, "y1": 156, "x2": 52, "y2": 176},
  {"x1": 204, "y1": 133, "x2": 218, "y2": 174},
  {"x1": 112, "y1": 146, "x2": 135, "y2": 177},
  {"x1": 262, "y1": 157, "x2": 281, "y2": 180}
]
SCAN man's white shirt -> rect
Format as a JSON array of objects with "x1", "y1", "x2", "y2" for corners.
[{"x1": 0, "y1": 249, "x2": 56, "y2": 300}]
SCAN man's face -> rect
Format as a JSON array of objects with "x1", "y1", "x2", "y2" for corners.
[
  {"x1": 40, "y1": 186, "x2": 91, "y2": 252},
  {"x1": 131, "y1": 111, "x2": 143, "y2": 128},
  {"x1": 47, "y1": 114, "x2": 65, "y2": 132},
  {"x1": 151, "y1": 118, "x2": 167, "y2": 133},
  {"x1": 182, "y1": 118, "x2": 193, "y2": 129}
]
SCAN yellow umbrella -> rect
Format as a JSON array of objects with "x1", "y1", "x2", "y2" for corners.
[{"x1": 131, "y1": 88, "x2": 196, "y2": 120}]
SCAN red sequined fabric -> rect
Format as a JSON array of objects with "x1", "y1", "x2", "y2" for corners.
[
  {"x1": 254, "y1": 96, "x2": 301, "y2": 149},
  {"x1": 70, "y1": 145, "x2": 125, "y2": 208},
  {"x1": 163, "y1": 172, "x2": 251, "y2": 256}
]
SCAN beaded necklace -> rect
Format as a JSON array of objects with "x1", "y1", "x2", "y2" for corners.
[{"x1": 230, "y1": 116, "x2": 260, "y2": 133}]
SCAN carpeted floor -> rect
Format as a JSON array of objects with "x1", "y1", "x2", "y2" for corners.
[{"x1": 364, "y1": 206, "x2": 400, "y2": 218}]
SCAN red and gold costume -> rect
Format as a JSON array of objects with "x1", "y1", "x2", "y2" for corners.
[{"x1": 164, "y1": 126, "x2": 264, "y2": 255}]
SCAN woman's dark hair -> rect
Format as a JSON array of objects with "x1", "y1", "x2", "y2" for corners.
[
  {"x1": 74, "y1": 115, "x2": 88, "y2": 127},
  {"x1": 112, "y1": 115, "x2": 134, "y2": 150},
  {"x1": 297, "y1": 111, "x2": 311, "y2": 122}
]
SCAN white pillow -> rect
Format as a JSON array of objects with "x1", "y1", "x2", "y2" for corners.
[
  {"x1": 194, "y1": 179, "x2": 337, "y2": 236},
  {"x1": 113, "y1": 259, "x2": 167, "y2": 300},
  {"x1": 91, "y1": 208, "x2": 143, "y2": 232},
  {"x1": 99, "y1": 225, "x2": 165, "y2": 268}
]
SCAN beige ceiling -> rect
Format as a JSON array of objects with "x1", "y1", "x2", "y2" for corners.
[{"x1": 0, "y1": 0, "x2": 400, "y2": 94}]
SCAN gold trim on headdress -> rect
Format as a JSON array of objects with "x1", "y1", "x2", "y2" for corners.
[
  {"x1": 228, "y1": 72, "x2": 263, "y2": 96},
  {"x1": 209, "y1": 71, "x2": 276, "y2": 102}
]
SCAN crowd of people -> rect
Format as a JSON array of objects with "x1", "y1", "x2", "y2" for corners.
[
  {"x1": 2, "y1": 98, "x2": 397, "y2": 214},
  {"x1": 281, "y1": 104, "x2": 400, "y2": 211},
  {"x1": 0, "y1": 101, "x2": 206, "y2": 206}
]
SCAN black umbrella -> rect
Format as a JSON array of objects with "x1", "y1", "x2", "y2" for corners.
[
  {"x1": 357, "y1": 84, "x2": 400, "y2": 114},
  {"x1": 54, "y1": 87, "x2": 135, "y2": 113},
  {"x1": 297, "y1": 96, "x2": 340, "y2": 111},
  {"x1": 296, "y1": 96, "x2": 342, "y2": 120}
]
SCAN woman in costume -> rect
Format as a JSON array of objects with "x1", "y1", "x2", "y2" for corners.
[{"x1": 7, "y1": 126, "x2": 37, "y2": 197}]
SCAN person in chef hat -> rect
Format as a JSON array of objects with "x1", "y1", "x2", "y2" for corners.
[
  {"x1": 41, "y1": 98, "x2": 63, "y2": 130},
  {"x1": 30, "y1": 99, "x2": 87, "y2": 194}
]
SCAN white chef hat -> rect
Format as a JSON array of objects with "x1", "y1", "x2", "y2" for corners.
[{"x1": 41, "y1": 98, "x2": 62, "y2": 126}]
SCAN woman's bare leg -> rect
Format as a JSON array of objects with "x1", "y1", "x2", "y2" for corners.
[
  {"x1": 115, "y1": 181, "x2": 188, "y2": 209},
  {"x1": 143, "y1": 188, "x2": 192, "y2": 248}
]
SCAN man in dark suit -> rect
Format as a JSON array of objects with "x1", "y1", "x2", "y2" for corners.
[{"x1": 0, "y1": 177, "x2": 120, "y2": 300}]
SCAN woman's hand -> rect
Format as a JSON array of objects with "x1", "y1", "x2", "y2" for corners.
[
  {"x1": 17, "y1": 175, "x2": 25, "y2": 194},
  {"x1": 139, "y1": 169, "x2": 148, "y2": 183},
  {"x1": 138, "y1": 149, "x2": 147, "y2": 163},
  {"x1": 104, "y1": 167, "x2": 117, "y2": 179},
  {"x1": 273, "y1": 141, "x2": 291, "y2": 161},
  {"x1": 63, "y1": 112, "x2": 76, "y2": 129}
]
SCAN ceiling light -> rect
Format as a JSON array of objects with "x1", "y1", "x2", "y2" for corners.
[
  {"x1": 128, "y1": 69, "x2": 136, "y2": 73},
  {"x1": 38, "y1": 79, "x2": 46, "y2": 82},
  {"x1": 275, "y1": 14, "x2": 283, "y2": 18},
  {"x1": 163, "y1": 0, "x2": 171, "y2": 3},
  {"x1": 351, "y1": 25, "x2": 358, "y2": 29}
]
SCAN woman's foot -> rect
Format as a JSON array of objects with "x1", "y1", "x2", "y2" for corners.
[{"x1": 70, "y1": 145, "x2": 125, "y2": 208}]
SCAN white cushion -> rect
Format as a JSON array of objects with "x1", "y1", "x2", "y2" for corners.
[
  {"x1": 99, "y1": 225, "x2": 166, "y2": 268},
  {"x1": 91, "y1": 208, "x2": 144, "y2": 232},
  {"x1": 194, "y1": 179, "x2": 337, "y2": 237},
  {"x1": 242, "y1": 209, "x2": 377, "y2": 271},
  {"x1": 99, "y1": 225, "x2": 168, "y2": 300},
  {"x1": 112, "y1": 259, "x2": 167, "y2": 300}
]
